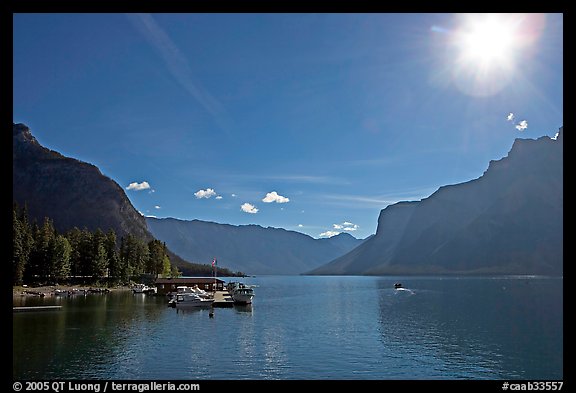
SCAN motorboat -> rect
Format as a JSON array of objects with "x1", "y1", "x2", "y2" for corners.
[
  {"x1": 54, "y1": 289, "x2": 68, "y2": 296},
  {"x1": 168, "y1": 293, "x2": 214, "y2": 308},
  {"x1": 132, "y1": 284, "x2": 156, "y2": 294},
  {"x1": 230, "y1": 283, "x2": 255, "y2": 304},
  {"x1": 168, "y1": 285, "x2": 212, "y2": 300},
  {"x1": 394, "y1": 283, "x2": 403, "y2": 289},
  {"x1": 188, "y1": 285, "x2": 212, "y2": 299}
]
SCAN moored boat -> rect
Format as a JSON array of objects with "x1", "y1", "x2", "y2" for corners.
[
  {"x1": 132, "y1": 284, "x2": 156, "y2": 294},
  {"x1": 229, "y1": 283, "x2": 255, "y2": 304},
  {"x1": 167, "y1": 285, "x2": 212, "y2": 300},
  {"x1": 168, "y1": 293, "x2": 214, "y2": 308}
]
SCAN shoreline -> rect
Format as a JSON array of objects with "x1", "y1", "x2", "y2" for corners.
[{"x1": 13, "y1": 285, "x2": 132, "y2": 297}]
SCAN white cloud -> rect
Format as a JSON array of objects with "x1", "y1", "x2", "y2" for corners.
[
  {"x1": 194, "y1": 188, "x2": 217, "y2": 199},
  {"x1": 241, "y1": 203, "x2": 259, "y2": 214},
  {"x1": 333, "y1": 221, "x2": 359, "y2": 232},
  {"x1": 231, "y1": 193, "x2": 237, "y2": 197},
  {"x1": 154, "y1": 205, "x2": 161, "y2": 209},
  {"x1": 126, "y1": 181, "x2": 151, "y2": 191},
  {"x1": 215, "y1": 195, "x2": 223, "y2": 200},
  {"x1": 298, "y1": 224, "x2": 303, "y2": 228},
  {"x1": 262, "y1": 191, "x2": 290, "y2": 203},
  {"x1": 319, "y1": 231, "x2": 340, "y2": 238},
  {"x1": 515, "y1": 120, "x2": 528, "y2": 131},
  {"x1": 507, "y1": 112, "x2": 515, "y2": 122}
]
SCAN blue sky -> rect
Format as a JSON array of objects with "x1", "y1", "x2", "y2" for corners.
[{"x1": 13, "y1": 13, "x2": 563, "y2": 239}]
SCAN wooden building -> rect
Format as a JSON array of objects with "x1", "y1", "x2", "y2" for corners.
[{"x1": 155, "y1": 277, "x2": 225, "y2": 295}]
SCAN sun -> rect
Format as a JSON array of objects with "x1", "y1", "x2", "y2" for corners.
[
  {"x1": 444, "y1": 13, "x2": 545, "y2": 96},
  {"x1": 455, "y1": 14, "x2": 520, "y2": 71}
]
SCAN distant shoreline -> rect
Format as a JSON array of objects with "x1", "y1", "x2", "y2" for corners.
[{"x1": 13, "y1": 285, "x2": 132, "y2": 298}]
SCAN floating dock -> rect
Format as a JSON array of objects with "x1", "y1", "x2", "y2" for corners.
[
  {"x1": 13, "y1": 306, "x2": 62, "y2": 312},
  {"x1": 212, "y1": 290, "x2": 234, "y2": 308}
]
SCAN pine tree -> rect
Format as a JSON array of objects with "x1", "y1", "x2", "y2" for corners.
[
  {"x1": 50, "y1": 235, "x2": 71, "y2": 283},
  {"x1": 105, "y1": 230, "x2": 120, "y2": 283},
  {"x1": 66, "y1": 227, "x2": 83, "y2": 278},
  {"x1": 161, "y1": 255, "x2": 172, "y2": 278},
  {"x1": 118, "y1": 236, "x2": 131, "y2": 283},
  {"x1": 27, "y1": 217, "x2": 56, "y2": 282},
  {"x1": 147, "y1": 239, "x2": 168, "y2": 278},
  {"x1": 90, "y1": 229, "x2": 107, "y2": 278},
  {"x1": 93, "y1": 242, "x2": 108, "y2": 279},
  {"x1": 119, "y1": 234, "x2": 149, "y2": 280},
  {"x1": 77, "y1": 229, "x2": 94, "y2": 278},
  {"x1": 12, "y1": 204, "x2": 27, "y2": 285},
  {"x1": 170, "y1": 264, "x2": 181, "y2": 278}
]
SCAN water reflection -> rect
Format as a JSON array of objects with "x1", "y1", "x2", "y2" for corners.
[
  {"x1": 13, "y1": 291, "x2": 167, "y2": 379},
  {"x1": 234, "y1": 304, "x2": 253, "y2": 314}
]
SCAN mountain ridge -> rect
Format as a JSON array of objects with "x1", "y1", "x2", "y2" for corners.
[
  {"x1": 146, "y1": 216, "x2": 364, "y2": 275},
  {"x1": 309, "y1": 128, "x2": 563, "y2": 276},
  {"x1": 12, "y1": 123, "x2": 220, "y2": 276}
]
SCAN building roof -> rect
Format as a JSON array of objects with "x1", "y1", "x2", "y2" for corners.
[{"x1": 155, "y1": 277, "x2": 225, "y2": 285}]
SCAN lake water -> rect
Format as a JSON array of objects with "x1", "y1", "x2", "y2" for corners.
[{"x1": 13, "y1": 276, "x2": 563, "y2": 380}]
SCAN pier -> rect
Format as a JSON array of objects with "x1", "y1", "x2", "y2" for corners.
[
  {"x1": 212, "y1": 290, "x2": 234, "y2": 307},
  {"x1": 13, "y1": 306, "x2": 62, "y2": 312}
]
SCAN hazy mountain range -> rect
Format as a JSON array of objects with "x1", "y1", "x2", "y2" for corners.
[
  {"x1": 146, "y1": 217, "x2": 365, "y2": 275},
  {"x1": 309, "y1": 128, "x2": 563, "y2": 275}
]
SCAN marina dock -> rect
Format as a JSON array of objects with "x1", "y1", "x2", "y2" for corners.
[
  {"x1": 13, "y1": 306, "x2": 62, "y2": 312},
  {"x1": 212, "y1": 290, "x2": 234, "y2": 307}
]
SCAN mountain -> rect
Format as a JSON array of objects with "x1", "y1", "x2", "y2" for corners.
[
  {"x1": 13, "y1": 123, "x2": 211, "y2": 276},
  {"x1": 309, "y1": 128, "x2": 563, "y2": 276},
  {"x1": 146, "y1": 217, "x2": 364, "y2": 275},
  {"x1": 13, "y1": 123, "x2": 150, "y2": 239}
]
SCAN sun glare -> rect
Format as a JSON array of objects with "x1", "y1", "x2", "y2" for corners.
[
  {"x1": 447, "y1": 13, "x2": 546, "y2": 96},
  {"x1": 460, "y1": 18, "x2": 517, "y2": 66}
]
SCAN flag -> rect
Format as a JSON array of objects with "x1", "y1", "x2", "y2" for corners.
[{"x1": 212, "y1": 258, "x2": 217, "y2": 267}]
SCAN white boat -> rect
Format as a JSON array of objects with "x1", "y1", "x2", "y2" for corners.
[
  {"x1": 230, "y1": 283, "x2": 255, "y2": 304},
  {"x1": 132, "y1": 284, "x2": 155, "y2": 294},
  {"x1": 169, "y1": 293, "x2": 214, "y2": 307},
  {"x1": 188, "y1": 285, "x2": 212, "y2": 299},
  {"x1": 168, "y1": 285, "x2": 212, "y2": 299}
]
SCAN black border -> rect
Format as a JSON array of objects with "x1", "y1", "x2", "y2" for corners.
[{"x1": 8, "y1": 2, "x2": 570, "y2": 390}]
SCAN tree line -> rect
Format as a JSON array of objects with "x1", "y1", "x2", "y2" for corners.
[{"x1": 12, "y1": 203, "x2": 180, "y2": 286}]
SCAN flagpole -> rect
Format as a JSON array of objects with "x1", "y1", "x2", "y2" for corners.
[
  {"x1": 213, "y1": 257, "x2": 217, "y2": 293},
  {"x1": 210, "y1": 257, "x2": 216, "y2": 318}
]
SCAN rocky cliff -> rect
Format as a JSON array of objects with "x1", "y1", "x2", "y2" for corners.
[
  {"x1": 12, "y1": 123, "x2": 209, "y2": 275},
  {"x1": 13, "y1": 123, "x2": 151, "y2": 239},
  {"x1": 309, "y1": 128, "x2": 563, "y2": 275}
]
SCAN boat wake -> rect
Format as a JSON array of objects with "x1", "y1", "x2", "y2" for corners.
[{"x1": 394, "y1": 287, "x2": 415, "y2": 295}]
